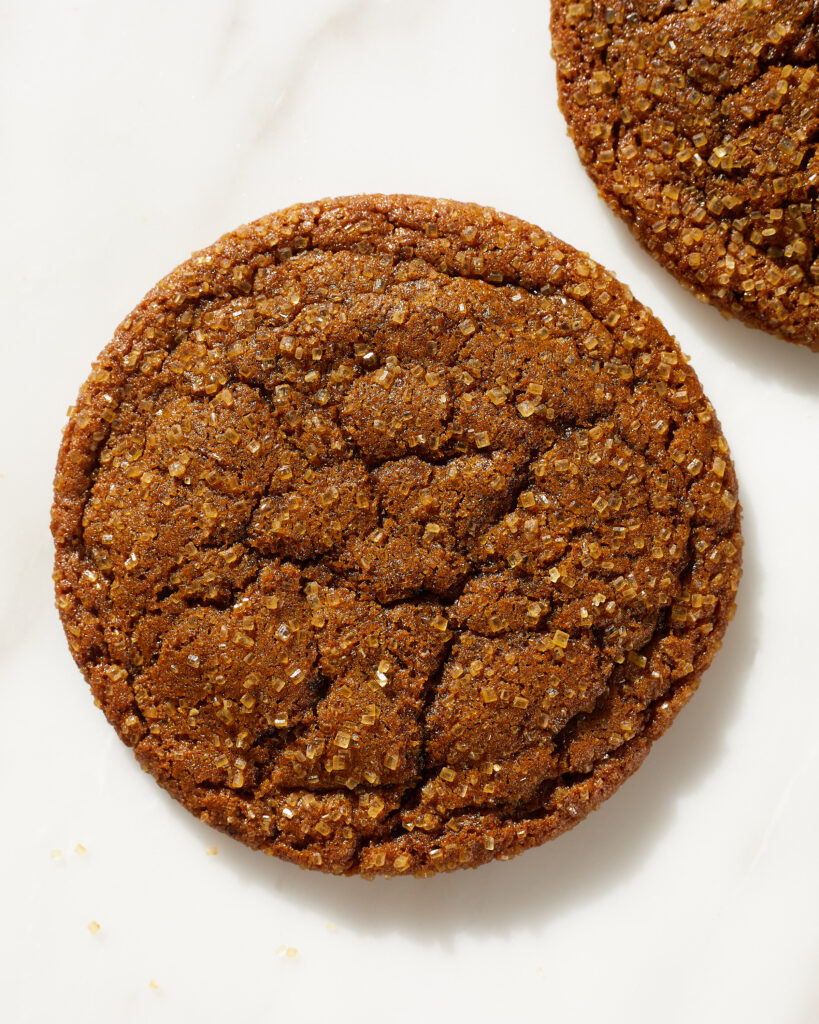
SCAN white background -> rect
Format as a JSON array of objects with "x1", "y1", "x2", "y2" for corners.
[{"x1": 2, "y1": 2, "x2": 818, "y2": 1022}]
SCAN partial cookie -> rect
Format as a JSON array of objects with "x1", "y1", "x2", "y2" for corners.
[
  {"x1": 52, "y1": 194, "x2": 742, "y2": 876},
  {"x1": 552, "y1": 0, "x2": 819, "y2": 350}
]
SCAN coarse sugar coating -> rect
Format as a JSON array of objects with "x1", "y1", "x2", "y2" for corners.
[
  {"x1": 551, "y1": 0, "x2": 819, "y2": 350},
  {"x1": 52, "y1": 194, "x2": 742, "y2": 876}
]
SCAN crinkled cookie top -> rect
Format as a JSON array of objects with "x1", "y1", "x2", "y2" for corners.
[
  {"x1": 552, "y1": 0, "x2": 819, "y2": 349},
  {"x1": 53, "y1": 194, "x2": 741, "y2": 875}
]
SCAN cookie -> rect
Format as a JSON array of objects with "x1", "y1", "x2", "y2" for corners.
[
  {"x1": 52, "y1": 194, "x2": 742, "y2": 876},
  {"x1": 551, "y1": 0, "x2": 819, "y2": 350}
]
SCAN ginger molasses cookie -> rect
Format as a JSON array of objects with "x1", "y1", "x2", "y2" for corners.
[
  {"x1": 551, "y1": 0, "x2": 819, "y2": 350},
  {"x1": 53, "y1": 195, "x2": 741, "y2": 876}
]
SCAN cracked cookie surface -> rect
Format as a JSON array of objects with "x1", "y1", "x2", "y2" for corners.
[
  {"x1": 552, "y1": 0, "x2": 819, "y2": 350},
  {"x1": 52, "y1": 194, "x2": 741, "y2": 876}
]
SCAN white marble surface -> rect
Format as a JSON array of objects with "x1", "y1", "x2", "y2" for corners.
[{"x1": 2, "y1": 2, "x2": 819, "y2": 1022}]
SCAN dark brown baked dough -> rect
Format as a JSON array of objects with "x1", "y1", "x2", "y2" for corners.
[
  {"x1": 52, "y1": 195, "x2": 741, "y2": 876},
  {"x1": 551, "y1": 0, "x2": 819, "y2": 350}
]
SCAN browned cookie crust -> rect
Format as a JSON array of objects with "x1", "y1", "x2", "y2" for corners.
[
  {"x1": 53, "y1": 195, "x2": 741, "y2": 876},
  {"x1": 551, "y1": 0, "x2": 819, "y2": 350}
]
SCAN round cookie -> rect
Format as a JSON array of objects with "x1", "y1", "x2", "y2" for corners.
[
  {"x1": 52, "y1": 194, "x2": 742, "y2": 876},
  {"x1": 551, "y1": 0, "x2": 819, "y2": 351}
]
